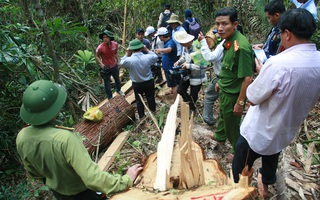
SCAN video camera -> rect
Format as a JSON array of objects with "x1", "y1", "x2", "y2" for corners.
[
  {"x1": 151, "y1": 57, "x2": 162, "y2": 71},
  {"x1": 169, "y1": 65, "x2": 191, "y2": 80}
]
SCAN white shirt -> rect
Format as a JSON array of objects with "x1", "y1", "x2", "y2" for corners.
[
  {"x1": 172, "y1": 26, "x2": 185, "y2": 57},
  {"x1": 290, "y1": 0, "x2": 318, "y2": 21},
  {"x1": 241, "y1": 43, "x2": 320, "y2": 155},
  {"x1": 200, "y1": 39, "x2": 225, "y2": 75}
]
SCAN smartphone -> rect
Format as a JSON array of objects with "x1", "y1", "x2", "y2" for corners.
[{"x1": 254, "y1": 49, "x2": 267, "y2": 64}]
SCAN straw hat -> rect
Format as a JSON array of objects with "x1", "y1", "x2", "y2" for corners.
[
  {"x1": 173, "y1": 31, "x2": 194, "y2": 44},
  {"x1": 166, "y1": 14, "x2": 182, "y2": 25}
]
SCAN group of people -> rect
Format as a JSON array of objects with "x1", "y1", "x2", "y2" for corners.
[{"x1": 16, "y1": 1, "x2": 320, "y2": 199}]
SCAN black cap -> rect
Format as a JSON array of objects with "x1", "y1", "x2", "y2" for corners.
[
  {"x1": 165, "y1": 3, "x2": 171, "y2": 9},
  {"x1": 136, "y1": 28, "x2": 144, "y2": 34}
]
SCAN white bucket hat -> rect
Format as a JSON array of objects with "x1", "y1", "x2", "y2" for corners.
[
  {"x1": 145, "y1": 26, "x2": 155, "y2": 36},
  {"x1": 173, "y1": 31, "x2": 194, "y2": 44}
]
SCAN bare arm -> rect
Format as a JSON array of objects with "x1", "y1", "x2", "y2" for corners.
[
  {"x1": 95, "y1": 54, "x2": 104, "y2": 68},
  {"x1": 154, "y1": 47, "x2": 172, "y2": 54}
]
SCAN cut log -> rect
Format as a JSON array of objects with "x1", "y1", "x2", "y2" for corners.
[{"x1": 74, "y1": 95, "x2": 135, "y2": 154}]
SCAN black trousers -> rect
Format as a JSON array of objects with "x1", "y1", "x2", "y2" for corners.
[
  {"x1": 177, "y1": 78, "x2": 201, "y2": 111},
  {"x1": 132, "y1": 79, "x2": 156, "y2": 118},
  {"x1": 232, "y1": 135, "x2": 280, "y2": 185},
  {"x1": 51, "y1": 189, "x2": 106, "y2": 200}
]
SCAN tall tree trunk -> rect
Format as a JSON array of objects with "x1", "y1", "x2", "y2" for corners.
[
  {"x1": 33, "y1": 0, "x2": 61, "y2": 83},
  {"x1": 122, "y1": 0, "x2": 128, "y2": 46}
]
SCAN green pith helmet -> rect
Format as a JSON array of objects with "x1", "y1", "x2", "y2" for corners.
[
  {"x1": 129, "y1": 39, "x2": 143, "y2": 50},
  {"x1": 20, "y1": 80, "x2": 67, "y2": 126},
  {"x1": 99, "y1": 30, "x2": 114, "y2": 40}
]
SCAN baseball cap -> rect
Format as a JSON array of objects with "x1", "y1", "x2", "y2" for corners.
[
  {"x1": 155, "y1": 27, "x2": 169, "y2": 36},
  {"x1": 145, "y1": 26, "x2": 155, "y2": 36}
]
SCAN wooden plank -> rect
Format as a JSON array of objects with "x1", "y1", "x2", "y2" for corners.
[
  {"x1": 98, "y1": 131, "x2": 131, "y2": 171},
  {"x1": 98, "y1": 80, "x2": 133, "y2": 108},
  {"x1": 154, "y1": 94, "x2": 180, "y2": 191}
]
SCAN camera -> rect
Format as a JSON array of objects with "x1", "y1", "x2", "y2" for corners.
[
  {"x1": 169, "y1": 66, "x2": 191, "y2": 80},
  {"x1": 151, "y1": 57, "x2": 162, "y2": 71}
]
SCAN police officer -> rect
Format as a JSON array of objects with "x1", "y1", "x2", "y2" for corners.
[
  {"x1": 212, "y1": 8, "x2": 254, "y2": 154},
  {"x1": 16, "y1": 80, "x2": 143, "y2": 200}
]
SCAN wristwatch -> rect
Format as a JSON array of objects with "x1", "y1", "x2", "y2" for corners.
[{"x1": 237, "y1": 100, "x2": 245, "y2": 106}]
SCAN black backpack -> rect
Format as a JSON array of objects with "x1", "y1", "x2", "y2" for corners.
[
  {"x1": 160, "y1": 12, "x2": 172, "y2": 28},
  {"x1": 186, "y1": 18, "x2": 201, "y2": 38}
]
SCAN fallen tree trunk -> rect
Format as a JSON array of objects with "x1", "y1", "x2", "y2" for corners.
[{"x1": 74, "y1": 95, "x2": 135, "y2": 154}]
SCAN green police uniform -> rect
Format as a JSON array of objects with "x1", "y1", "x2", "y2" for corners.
[{"x1": 213, "y1": 30, "x2": 254, "y2": 151}]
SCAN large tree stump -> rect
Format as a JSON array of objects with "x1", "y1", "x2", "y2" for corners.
[
  {"x1": 110, "y1": 98, "x2": 257, "y2": 200},
  {"x1": 74, "y1": 95, "x2": 135, "y2": 154}
]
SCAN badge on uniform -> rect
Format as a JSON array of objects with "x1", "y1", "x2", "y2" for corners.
[{"x1": 234, "y1": 40, "x2": 239, "y2": 51}]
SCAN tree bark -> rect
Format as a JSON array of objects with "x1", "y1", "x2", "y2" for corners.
[{"x1": 122, "y1": 0, "x2": 128, "y2": 46}]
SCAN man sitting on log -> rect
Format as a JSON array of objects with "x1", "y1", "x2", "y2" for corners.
[{"x1": 16, "y1": 80, "x2": 143, "y2": 199}]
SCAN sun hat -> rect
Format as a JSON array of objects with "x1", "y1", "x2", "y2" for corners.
[
  {"x1": 166, "y1": 14, "x2": 182, "y2": 25},
  {"x1": 129, "y1": 39, "x2": 144, "y2": 50},
  {"x1": 173, "y1": 31, "x2": 194, "y2": 44},
  {"x1": 99, "y1": 30, "x2": 114, "y2": 40},
  {"x1": 155, "y1": 27, "x2": 169, "y2": 36},
  {"x1": 145, "y1": 26, "x2": 155, "y2": 36},
  {"x1": 20, "y1": 80, "x2": 67, "y2": 126}
]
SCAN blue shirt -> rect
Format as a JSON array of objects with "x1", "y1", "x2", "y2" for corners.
[
  {"x1": 120, "y1": 51, "x2": 158, "y2": 83},
  {"x1": 262, "y1": 26, "x2": 281, "y2": 58},
  {"x1": 162, "y1": 39, "x2": 178, "y2": 71}
]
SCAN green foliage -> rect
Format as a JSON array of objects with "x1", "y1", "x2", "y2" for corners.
[
  {"x1": 0, "y1": 178, "x2": 51, "y2": 199},
  {"x1": 74, "y1": 50, "x2": 96, "y2": 69}
]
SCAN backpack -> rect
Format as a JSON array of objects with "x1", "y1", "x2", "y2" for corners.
[
  {"x1": 186, "y1": 18, "x2": 201, "y2": 38},
  {"x1": 160, "y1": 12, "x2": 172, "y2": 28}
]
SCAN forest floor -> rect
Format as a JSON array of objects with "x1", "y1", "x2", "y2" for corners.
[{"x1": 108, "y1": 85, "x2": 320, "y2": 200}]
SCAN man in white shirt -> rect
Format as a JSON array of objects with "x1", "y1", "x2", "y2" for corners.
[{"x1": 232, "y1": 9, "x2": 320, "y2": 198}]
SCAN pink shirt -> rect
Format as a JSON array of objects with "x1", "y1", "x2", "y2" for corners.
[
  {"x1": 96, "y1": 41, "x2": 118, "y2": 68},
  {"x1": 241, "y1": 43, "x2": 320, "y2": 155}
]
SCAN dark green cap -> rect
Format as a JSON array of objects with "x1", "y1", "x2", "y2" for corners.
[
  {"x1": 129, "y1": 39, "x2": 143, "y2": 50},
  {"x1": 20, "y1": 80, "x2": 67, "y2": 125}
]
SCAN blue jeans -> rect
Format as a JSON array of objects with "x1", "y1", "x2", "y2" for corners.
[{"x1": 100, "y1": 65, "x2": 121, "y2": 99}]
